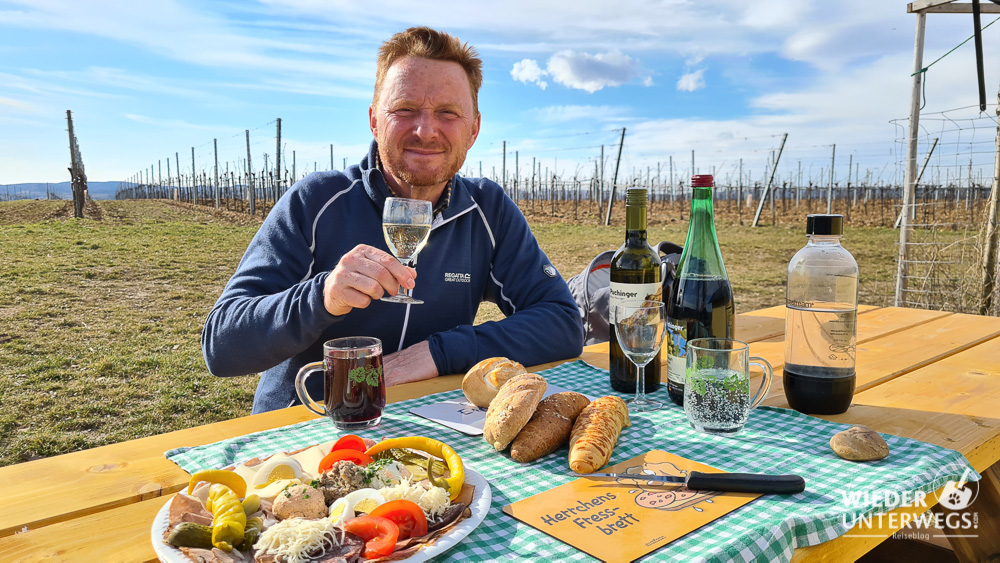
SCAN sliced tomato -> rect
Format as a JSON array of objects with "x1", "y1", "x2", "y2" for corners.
[
  {"x1": 331, "y1": 434, "x2": 367, "y2": 452},
  {"x1": 318, "y1": 448, "x2": 373, "y2": 473},
  {"x1": 368, "y1": 499, "x2": 428, "y2": 539},
  {"x1": 343, "y1": 515, "x2": 399, "y2": 559}
]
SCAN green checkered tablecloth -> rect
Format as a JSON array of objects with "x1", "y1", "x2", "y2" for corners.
[{"x1": 166, "y1": 361, "x2": 979, "y2": 562}]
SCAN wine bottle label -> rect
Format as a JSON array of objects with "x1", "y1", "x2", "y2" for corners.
[
  {"x1": 665, "y1": 317, "x2": 688, "y2": 384},
  {"x1": 608, "y1": 281, "x2": 662, "y2": 324}
]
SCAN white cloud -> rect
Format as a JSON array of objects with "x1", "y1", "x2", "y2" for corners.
[
  {"x1": 123, "y1": 114, "x2": 242, "y2": 134},
  {"x1": 685, "y1": 54, "x2": 706, "y2": 67},
  {"x1": 739, "y1": 0, "x2": 810, "y2": 29},
  {"x1": 547, "y1": 50, "x2": 648, "y2": 93},
  {"x1": 524, "y1": 104, "x2": 631, "y2": 124},
  {"x1": 23, "y1": 67, "x2": 206, "y2": 99},
  {"x1": 0, "y1": 96, "x2": 41, "y2": 114},
  {"x1": 3, "y1": 0, "x2": 998, "y2": 184},
  {"x1": 0, "y1": 0, "x2": 372, "y2": 84},
  {"x1": 677, "y1": 69, "x2": 706, "y2": 92},
  {"x1": 602, "y1": 47, "x2": 999, "y2": 183},
  {"x1": 510, "y1": 50, "x2": 650, "y2": 92},
  {"x1": 511, "y1": 59, "x2": 548, "y2": 89}
]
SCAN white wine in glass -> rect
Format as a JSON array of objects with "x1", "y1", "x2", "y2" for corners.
[{"x1": 381, "y1": 197, "x2": 432, "y2": 304}]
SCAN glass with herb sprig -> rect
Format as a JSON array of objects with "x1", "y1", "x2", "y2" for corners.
[{"x1": 683, "y1": 338, "x2": 772, "y2": 435}]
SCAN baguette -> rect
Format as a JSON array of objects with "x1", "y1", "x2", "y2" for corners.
[
  {"x1": 568, "y1": 396, "x2": 631, "y2": 474},
  {"x1": 482, "y1": 373, "x2": 547, "y2": 451},
  {"x1": 510, "y1": 392, "x2": 590, "y2": 463},
  {"x1": 462, "y1": 357, "x2": 527, "y2": 408}
]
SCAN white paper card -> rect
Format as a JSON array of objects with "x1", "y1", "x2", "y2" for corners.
[{"x1": 409, "y1": 384, "x2": 596, "y2": 436}]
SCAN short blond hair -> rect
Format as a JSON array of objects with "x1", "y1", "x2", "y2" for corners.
[{"x1": 374, "y1": 27, "x2": 483, "y2": 115}]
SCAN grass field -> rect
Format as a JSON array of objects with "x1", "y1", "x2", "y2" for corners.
[{"x1": 0, "y1": 198, "x2": 901, "y2": 466}]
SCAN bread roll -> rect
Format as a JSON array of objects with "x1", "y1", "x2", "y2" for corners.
[
  {"x1": 510, "y1": 392, "x2": 590, "y2": 463},
  {"x1": 462, "y1": 357, "x2": 527, "y2": 408},
  {"x1": 482, "y1": 373, "x2": 547, "y2": 451},
  {"x1": 568, "y1": 396, "x2": 631, "y2": 474}
]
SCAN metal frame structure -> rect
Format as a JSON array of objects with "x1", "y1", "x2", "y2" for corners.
[{"x1": 897, "y1": 1, "x2": 1000, "y2": 307}]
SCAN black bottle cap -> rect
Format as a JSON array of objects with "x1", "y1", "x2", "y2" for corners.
[{"x1": 806, "y1": 214, "x2": 844, "y2": 235}]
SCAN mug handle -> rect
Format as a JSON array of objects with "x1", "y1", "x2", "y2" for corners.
[
  {"x1": 294, "y1": 361, "x2": 327, "y2": 417},
  {"x1": 747, "y1": 357, "x2": 774, "y2": 410}
]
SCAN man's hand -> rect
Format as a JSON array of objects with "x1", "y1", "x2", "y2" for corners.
[
  {"x1": 324, "y1": 244, "x2": 415, "y2": 316},
  {"x1": 384, "y1": 341, "x2": 438, "y2": 386}
]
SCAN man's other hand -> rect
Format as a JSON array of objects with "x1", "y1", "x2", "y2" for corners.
[
  {"x1": 384, "y1": 341, "x2": 439, "y2": 386},
  {"x1": 324, "y1": 244, "x2": 415, "y2": 316}
]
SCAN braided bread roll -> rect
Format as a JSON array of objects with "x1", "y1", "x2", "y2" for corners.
[{"x1": 568, "y1": 396, "x2": 631, "y2": 474}]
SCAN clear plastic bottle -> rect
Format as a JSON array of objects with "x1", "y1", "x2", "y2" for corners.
[{"x1": 783, "y1": 214, "x2": 859, "y2": 415}]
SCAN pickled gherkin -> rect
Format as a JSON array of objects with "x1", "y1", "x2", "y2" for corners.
[
  {"x1": 370, "y1": 447, "x2": 447, "y2": 477},
  {"x1": 165, "y1": 522, "x2": 214, "y2": 549}
]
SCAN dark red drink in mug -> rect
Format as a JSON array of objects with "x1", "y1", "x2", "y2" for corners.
[{"x1": 295, "y1": 337, "x2": 386, "y2": 429}]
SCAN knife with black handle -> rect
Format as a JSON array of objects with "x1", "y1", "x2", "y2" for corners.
[{"x1": 586, "y1": 471, "x2": 806, "y2": 494}]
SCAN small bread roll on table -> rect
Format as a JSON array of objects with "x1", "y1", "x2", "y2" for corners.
[
  {"x1": 483, "y1": 373, "x2": 547, "y2": 451},
  {"x1": 510, "y1": 392, "x2": 591, "y2": 463},
  {"x1": 462, "y1": 357, "x2": 526, "y2": 408}
]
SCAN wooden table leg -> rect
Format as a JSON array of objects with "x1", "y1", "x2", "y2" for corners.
[{"x1": 932, "y1": 462, "x2": 1000, "y2": 562}]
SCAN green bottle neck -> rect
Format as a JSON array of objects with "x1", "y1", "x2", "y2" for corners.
[
  {"x1": 625, "y1": 202, "x2": 648, "y2": 245},
  {"x1": 678, "y1": 186, "x2": 728, "y2": 277}
]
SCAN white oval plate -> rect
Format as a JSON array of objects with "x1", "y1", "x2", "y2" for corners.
[{"x1": 151, "y1": 468, "x2": 491, "y2": 562}]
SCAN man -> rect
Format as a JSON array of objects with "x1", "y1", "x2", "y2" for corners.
[{"x1": 202, "y1": 27, "x2": 584, "y2": 413}]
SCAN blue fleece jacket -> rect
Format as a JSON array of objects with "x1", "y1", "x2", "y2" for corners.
[{"x1": 202, "y1": 141, "x2": 584, "y2": 413}]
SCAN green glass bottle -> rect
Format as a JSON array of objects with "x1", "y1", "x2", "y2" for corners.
[
  {"x1": 609, "y1": 188, "x2": 663, "y2": 393},
  {"x1": 666, "y1": 175, "x2": 735, "y2": 406}
]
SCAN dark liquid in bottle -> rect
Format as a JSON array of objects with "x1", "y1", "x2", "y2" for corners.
[
  {"x1": 783, "y1": 364, "x2": 855, "y2": 415},
  {"x1": 325, "y1": 353, "x2": 386, "y2": 425},
  {"x1": 610, "y1": 330, "x2": 662, "y2": 393},
  {"x1": 666, "y1": 275, "x2": 735, "y2": 406}
]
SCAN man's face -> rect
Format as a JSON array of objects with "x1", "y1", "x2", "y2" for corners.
[{"x1": 370, "y1": 57, "x2": 481, "y2": 199}]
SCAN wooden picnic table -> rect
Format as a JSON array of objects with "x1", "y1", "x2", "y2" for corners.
[{"x1": 1, "y1": 305, "x2": 999, "y2": 561}]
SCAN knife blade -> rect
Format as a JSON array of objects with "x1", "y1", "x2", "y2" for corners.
[{"x1": 585, "y1": 471, "x2": 805, "y2": 495}]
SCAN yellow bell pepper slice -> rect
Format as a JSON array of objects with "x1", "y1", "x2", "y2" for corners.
[
  {"x1": 366, "y1": 436, "x2": 465, "y2": 501},
  {"x1": 187, "y1": 469, "x2": 247, "y2": 498}
]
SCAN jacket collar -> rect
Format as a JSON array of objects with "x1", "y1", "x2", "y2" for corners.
[{"x1": 360, "y1": 140, "x2": 476, "y2": 221}]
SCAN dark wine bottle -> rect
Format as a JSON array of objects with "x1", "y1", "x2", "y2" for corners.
[
  {"x1": 609, "y1": 188, "x2": 663, "y2": 393},
  {"x1": 666, "y1": 175, "x2": 735, "y2": 406}
]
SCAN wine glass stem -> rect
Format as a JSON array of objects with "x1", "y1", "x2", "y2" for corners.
[
  {"x1": 635, "y1": 362, "x2": 647, "y2": 403},
  {"x1": 397, "y1": 258, "x2": 410, "y2": 298}
]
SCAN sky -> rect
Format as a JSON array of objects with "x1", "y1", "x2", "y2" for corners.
[{"x1": 1, "y1": 0, "x2": 999, "y2": 190}]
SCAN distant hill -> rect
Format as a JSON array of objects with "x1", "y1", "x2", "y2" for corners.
[{"x1": 1, "y1": 181, "x2": 122, "y2": 200}]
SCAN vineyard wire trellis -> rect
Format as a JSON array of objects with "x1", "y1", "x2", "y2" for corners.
[
  {"x1": 896, "y1": 1, "x2": 1000, "y2": 317},
  {"x1": 65, "y1": 110, "x2": 88, "y2": 219},
  {"x1": 111, "y1": 114, "x2": 999, "y2": 315},
  {"x1": 114, "y1": 121, "x2": 989, "y2": 225},
  {"x1": 888, "y1": 101, "x2": 1000, "y2": 317},
  {"x1": 0, "y1": 184, "x2": 69, "y2": 201}
]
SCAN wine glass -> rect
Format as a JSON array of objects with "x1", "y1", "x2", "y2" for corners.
[
  {"x1": 381, "y1": 197, "x2": 433, "y2": 304},
  {"x1": 614, "y1": 300, "x2": 667, "y2": 412}
]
